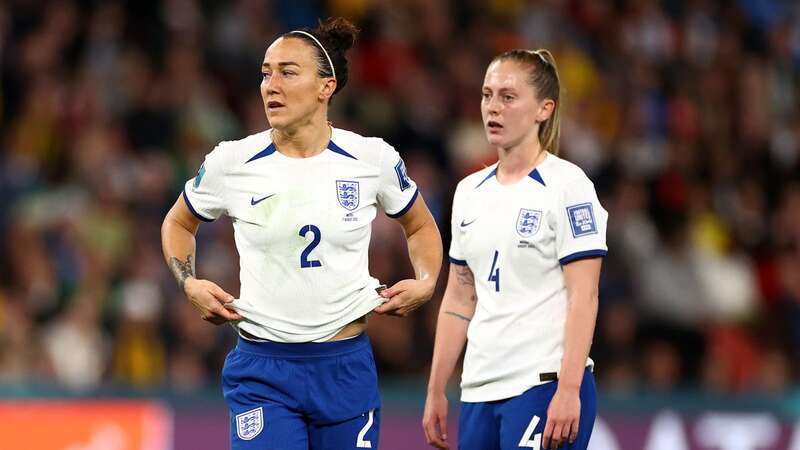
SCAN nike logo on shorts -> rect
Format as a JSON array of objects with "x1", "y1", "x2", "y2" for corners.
[{"x1": 461, "y1": 218, "x2": 477, "y2": 227}]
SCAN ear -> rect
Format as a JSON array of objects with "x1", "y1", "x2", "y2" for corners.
[
  {"x1": 536, "y1": 98, "x2": 555, "y2": 123},
  {"x1": 318, "y1": 78, "x2": 337, "y2": 102}
]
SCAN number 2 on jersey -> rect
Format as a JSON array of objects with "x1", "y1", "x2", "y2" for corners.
[
  {"x1": 299, "y1": 225, "x2": 322, "y2": 268},
  {"x1": 488, "y1": 250, "x2": 500, "y2": 292}
]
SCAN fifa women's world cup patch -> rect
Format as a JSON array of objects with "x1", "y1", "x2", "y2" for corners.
[
  {"x1": 516, "y1": 208, "x2": 543, "y2": 237},
  {"x1": 236, "y1": 407, "x2": 264, "y2": 440},
  {"x1": 567, "y1": 203, "x2": 597, "y2": 237},
  {"x1": 336, "y1": 180, "x2": 360, "y2": 211}
]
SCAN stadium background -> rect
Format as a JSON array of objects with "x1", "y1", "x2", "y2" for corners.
[{"x1": 1, "y1": 0, "x2": 800, "y2": 448}]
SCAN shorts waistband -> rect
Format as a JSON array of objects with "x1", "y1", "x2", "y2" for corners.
[{"x1": 235, "y1": 332, "x2": 369, "y2": 358}]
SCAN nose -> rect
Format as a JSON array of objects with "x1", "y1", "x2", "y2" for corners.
[
  {"x1": 263, "y1": 74, "x2": 280, "y2": 95},
  {"x1": 486, "y1": 94, "x2": 501, "y2": 115}
]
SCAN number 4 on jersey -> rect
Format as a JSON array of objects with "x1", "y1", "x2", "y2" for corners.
[{"x1": 488, "y1": 250, "x2": 500, "y2": 292}]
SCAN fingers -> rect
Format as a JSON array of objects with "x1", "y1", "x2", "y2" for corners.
[
  {"x1": 203, "y1": 304, "x2": 242, "y2": 324},
  {"x1": 551, "y1": 422, "x2": 564, "y2": 449},
  {"x1": 378, "y1": 279, "x2": 412, "y2": 300},
  {"x1": 373, "y1": 297, "x2": 408, "y2": 316},
  {"x1": 569, "y1": 420, "x2": 578, "y2": 444},
  {"x1": 210, "y1": 284, "x2": 235, "y2": 303},
  {"x1": 374, "y1": 279, "x2": 429, "y2": 316},
  {"x1": 217, "y1": 305, "x2": 243, "y2": 321},
  {"x1": 543, "y1": 418, "x2": 578, "y2": 449},
  {"x1": 542, "y1": 419, "x2": 554, "y2": 450},
  {"x1": 190, "y1": 281, "x2": 242, "y2": 324},
  {"x1": 422, "y1": 416, "x2": 448, "y2": 449},
  {"x1": 438, "y1": 412, "x2": 448, "y2": 442}
]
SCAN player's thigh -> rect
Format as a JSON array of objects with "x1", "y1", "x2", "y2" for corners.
[
  {"x1": 223, "y1": 349, "x2": 309, "y2": 450},
  {"x1": 459, "y1": 401, "x2": 500, "y2": 450},
  {"x1": 497, "y1": 391, "x2": 550, "y2": 450},
  {"x1": 498, "y1": 370, "x2": 597, "y2": 450},
  {"x1": 228, "y1": 403, "x2": 308, "y2": 450},
  {"x1": 308, "y1": 408, "x2": 380, "y2": 450}
]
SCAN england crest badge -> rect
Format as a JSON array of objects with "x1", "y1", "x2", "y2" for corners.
[
  {"x1": 336, "y1": 180, "x2": 360, "y2": 211},
  {"x1": 236, "y1": 407, "x2": 264, "y2": 441},
  {"x1": 517, "y1": 208, "x2": 542, "y2": 237}
]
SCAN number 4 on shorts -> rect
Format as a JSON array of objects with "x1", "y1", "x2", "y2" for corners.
[{"x1": 519, "y1": 415, "x2": 542, "y2": 449}]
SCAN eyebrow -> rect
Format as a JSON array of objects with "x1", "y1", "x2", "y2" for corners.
[
  {"x1": 482, "y1": 87, "x2": 518, "y2": 94},
  {"x1": 261, "y1": 61, "x2": 301, "y2": 69}
]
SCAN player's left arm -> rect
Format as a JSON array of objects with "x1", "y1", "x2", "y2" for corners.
[
  {"x1": 374, "y1": 195, "x2": 443, "y2": 317},
  {"x1": 542, "y1": 257, "x2": 602, "y2": 449}
]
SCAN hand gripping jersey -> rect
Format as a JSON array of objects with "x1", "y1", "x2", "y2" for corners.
[
  {"x1": 183, "y1": 128, "x2": 418, "y2": 343},
  {"x1": 449, "y1": 154, "x2": 608, "y2": 402}
]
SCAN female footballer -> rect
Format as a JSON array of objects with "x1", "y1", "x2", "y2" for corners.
[
  {"x1": 422, "y1": 49, "x2": 607, "y2": 450},
  {"x1": 161, "y1": 18, "x2": 442, "y2": 450}
]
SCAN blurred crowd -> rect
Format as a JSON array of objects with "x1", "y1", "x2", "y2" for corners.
[{"x1": 1, "y1": 0, "x2": 800, "y2": 396}]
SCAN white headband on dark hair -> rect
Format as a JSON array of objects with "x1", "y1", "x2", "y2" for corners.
[{"x1": 290, "y1": 30, "x2": 336, "y2": 81}]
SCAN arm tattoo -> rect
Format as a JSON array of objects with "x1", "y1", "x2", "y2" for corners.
[
  {"x1": 445, "y1": 311, "x2": 471, "y2": 323},
  {"x1": 169, "y1": 254, "x2": 195, "y2": 290},
  {"x1": 455, "y1": 265, "x2": 475, "y2": 286}
]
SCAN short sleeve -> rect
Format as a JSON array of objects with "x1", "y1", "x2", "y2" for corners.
[
  {"x1": 554, "y1": 177, "x2": 608, "y2": 265},
  {"x1": 377, "y1": 142, "x2": 419, "y2": 218},
  {"x1": 448, "y1": 183, "x2": 467, "y2": 266},
  {"x1": 183, "y1": 146, "x2": 227, "y2": 221}
]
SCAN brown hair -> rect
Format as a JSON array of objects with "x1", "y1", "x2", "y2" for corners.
[
  {"x1": 493, "y1": 49, "x2": 562, "y2": 155},
  {"x1": 283, "y1": 17, "x2": 359, "y2": 97}
]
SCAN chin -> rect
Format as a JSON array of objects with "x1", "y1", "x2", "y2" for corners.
[
  {"x1": 485, "y1": 133, "x2": 506, "y2": 147},
  {"x1": 265, "y1": 115, "x2": 286, "y2": 130}
]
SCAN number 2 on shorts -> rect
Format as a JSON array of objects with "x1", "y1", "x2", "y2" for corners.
[
  {"x1": 356, "y1": 409, "x2": 375, "y2": 448},
  {"x1": 519, "y1": 414, "x2": 542, "y2": 449}
]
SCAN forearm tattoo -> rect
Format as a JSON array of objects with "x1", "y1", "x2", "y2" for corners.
[
  {"x1": 445, "y1": 311, "x2": 471, "y2": 323},
  {"x1": 169, "y1": 254, "x2": 195, "y2": 290}
]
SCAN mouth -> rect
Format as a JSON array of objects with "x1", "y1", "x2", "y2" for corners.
[
  {"x1": 267, "y1": 101, "x2": 285, "y2": 111},
  {"x1": 486, "y1": 120, "x2": 503, "y2": 132}
]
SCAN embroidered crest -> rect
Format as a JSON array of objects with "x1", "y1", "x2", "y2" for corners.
[
  {"x1": 517, "y1": 208, "x2": 543, "y2": 237},
  {"x1": 394, "y1": 159, "x2": 412, "y2": 191},
  {"x1": 567, "y1": 203, "x2": 597, "y2": 237},
  {"x1": 192, "y1": 163, "x2": 206, "y2": 189},
  {"x1": 336, "y1": 180, "x2": 360, "y2": 211},
  {"x1": 236, "y1": 407, "x2": 264, "y2": 441}
]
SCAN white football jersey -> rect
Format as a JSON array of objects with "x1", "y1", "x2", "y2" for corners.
[
  {"x1": 449, "y1": 153, "x2": 608, "y2": 402},
  {"x1": 183, "y1": 127, "x2": 418, "y2": 343}
]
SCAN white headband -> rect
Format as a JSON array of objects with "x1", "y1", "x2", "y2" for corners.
[
  {"x1": 290, "y1": 30, "x2": 336, "y2": 81},
  {"x1": 531, "y1": 49, "x2": 549, "y2": 66}
]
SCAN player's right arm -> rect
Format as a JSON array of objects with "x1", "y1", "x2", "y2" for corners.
[
  {"x1": 422, "y1": 262, "x2": 477, "y2": 450},
  {"x1": 161, "y1": 195, "x2": 241, "y2": 325}
]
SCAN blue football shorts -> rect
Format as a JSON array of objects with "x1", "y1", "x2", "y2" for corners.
[
  {"x1": 222, "y1": 333, "x2": 381, "y2": 450},
  {"x1": 459, "y1": 368, "x2": 596, "y2": 450}
]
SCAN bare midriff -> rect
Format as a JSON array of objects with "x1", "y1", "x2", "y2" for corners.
[{"x1": 328, "y1": 314, "x2": 369, "y2": 341}]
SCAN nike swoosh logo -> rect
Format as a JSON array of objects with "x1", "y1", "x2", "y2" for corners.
[
  {"x1": 460, "y1": 218, "x2": 477, "y2": 227},
  {"x1": 250, "y1": 194, "x2": 275, "y2": 206}
]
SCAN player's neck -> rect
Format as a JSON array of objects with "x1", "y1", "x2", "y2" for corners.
[
  {"x1": 496, "y1": 138, "x2": 546, "y2": 185},
  {"x1": 272, "y1": 114, "x2": 332, "y2": 158}
]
